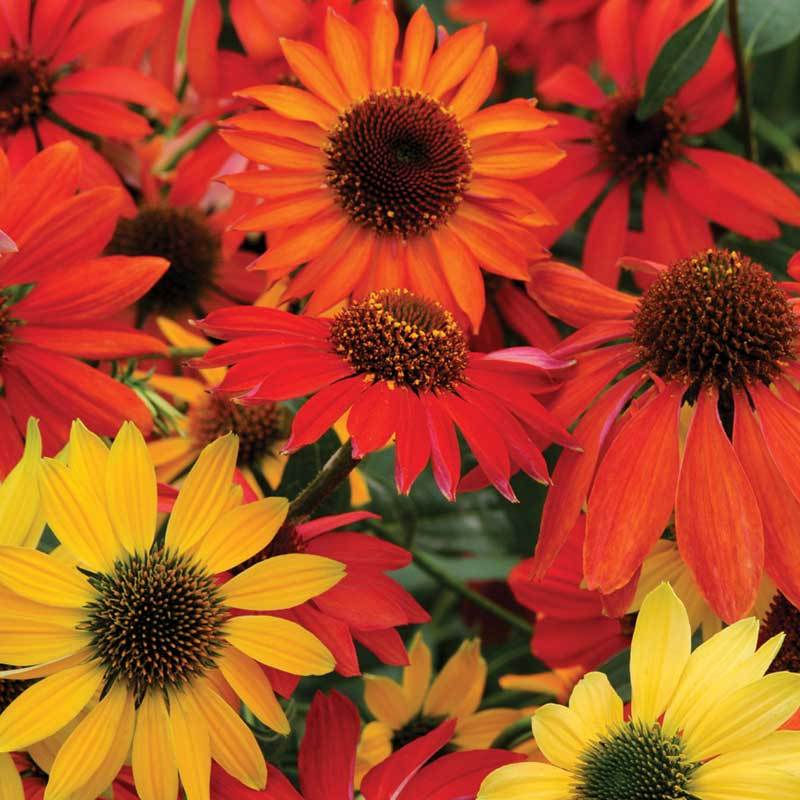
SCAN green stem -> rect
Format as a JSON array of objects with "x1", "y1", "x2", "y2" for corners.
[
  {"x1": 138, "y1": 346, "x2": 210, "y2": 360},
  {"x1": 160, "y1": 123, "x2": 216, "y2": 173},
  {"x1": 727, "y1": 0, "x2": 757, "y2": 161},
  {"x1": 287, "y1": 441, "x2": 362, "y2": 522}
]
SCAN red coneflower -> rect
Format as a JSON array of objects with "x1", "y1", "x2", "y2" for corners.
[
  {"x1": 197, "y1": 288, "x2": 576, "y2": 501},
  {"x1": 447, "y1": 0, "x2": 603, "y2": 78},
  {"x1": 530, "y1": 0, "x2": 800, "y2": 286},
  {"x1": 528, "y1": 249, "x2": 800, "y2": 623},
  {"x1": 0, "y1": 0, "x2": 177, "y2": 185},
  {"x1": 219, "y1": 2, "x2": 562, "y2": 329},
  {"x1": 0, "y1": 141, "x2": 167, "y2": 474}
]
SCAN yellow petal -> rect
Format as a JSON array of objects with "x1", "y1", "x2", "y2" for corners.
[
  {"x1": 0, "y1": 615, "x2": 87, "y2": 665},
  {"x1": 364, "y1": 675, "x2": 413, "y2": 729},
  {"x1": 221, "y1": 553, "x2": 345, "y2": 611},
  {"x1": 192, "y1": 679, "x2": 266, "y2": 790},
  {"x1": 156, "y1": 316, "x2": 211, "y2": 352},
  {"x1": 0, "y1": 662, "x2": 103, "y2": 751},
  {"x1": 424, "y1": 639, "x2": 486, "y2": 719},
  {"x1": 193, "y1": 497, "x2": 289, "y2": 574},
  {"x1": 169, "y1": 689, "x2": 211, "y2": 800},
  {"x1": 691, "y1": 763, "x2": 800, "y2": 799},
  {"x1": 568, "y1": 672, "x2": 623, "y2": 746},
  {"x1": 0, "y1": 752, "x2": 23, "y2": 800},
  {"x1": 0, "y1": 418, "x2": 43, "y2": 548},
  {"x1": 684, "y1": 671, "x2": 800, "y2": 761},
  {"x1": 0, "y1": 546, "x2": 92, "y2": 607},
  {"x1": 630, "y1": 582, "x2": 691, "y2": 723},
  {"x1": 694, "y1": 730, "x2": 800, "y2": 775},
  {"x1": 0, "y1": 648, "x2": 92, "y2": 680},
  {"x1": 356, "y1": 721, "x2": 393, "y2": 787},
  {"x1": 146, "y1": 373, "x2": 209, "y2": 405},
  {"x1": 166, "y1": 433, "x2": 238, "y2": 554},
  {"x1": 477, "y1": 761, "x2": 574, "y2": 800},
  {"x1": 454, "y1": 708, "x2": 522, "y2": 749},
  {"x1": 132, "y1": 691, "x2": 179, "y2": 800},
  {"x1": 255, "y1": 455, "x2": 287, "y2": 491},
  {"x1": 402, "y1": 633, "x2": 432, "y2": 718},
  {"x1": 217, "y1": 647, "x2": 290, "y2": 735},
  {"x1": 45, "y1": 682, "x2": 134, "y2": 798},
  {"x1": 66, "y1": 420, "x2": 108, "y2": 503},
  {"x1": 38, "y1": 458, "x2": 120, "y2": 573},
  {"x1": 224, "y1": 615, "x2": 335, "y2": 675},
  {"x1": 107, "y1": 421, "x2": 157, "y2": 556},
  {"x1": 532, "y1": 703, "x2": 587, "y2": 770},
  {"x1": 662, "y1": 617, "x2": 759, "y2": 738}
]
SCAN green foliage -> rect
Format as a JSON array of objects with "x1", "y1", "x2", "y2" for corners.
[
  {"x1": 739, "y1": 0, "x2": 800, "y2": 56},
  {"x1": 636, "y1": 0, "x2": 727, "y2": 120}
]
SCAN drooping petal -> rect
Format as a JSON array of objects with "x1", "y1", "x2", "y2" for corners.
[{"x1": 132, "y1": 691, "x2": 179, "y2": 800}]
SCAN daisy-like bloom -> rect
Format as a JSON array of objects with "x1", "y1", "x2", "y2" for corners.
[
  {"x1": 478, "y1": 582, "x2": 800, "y2": 800},
  {"x1": 446, "y1": 0, "x2": 602, "y2": 78},
  {"x1": 529, "y1": 249, "x2": 800, "y2": 623},
  {"x1": 510, "y1": 517, "x2": 632, "y2": 672},
  {"x1": 0, "y1": 422, "x2": 346, "y2": 800},
  {"x1": 219, "y1": 2, "x2": 563, "y2": 329},
  {"x1": 531, "y1": 0, "x2": 800, "y2": 286},
  {"x1": 197, "y1": 289, "x2": 576, "y2": 501},
  {"x1": 356, "y1": 634, "x2": 524, "y2": 783},
  {"x1": 0, "y1": 0, "x2": 177, "y2": 185},
  {"x1": 0, "y1": 142, "x2": 169, "y2": 475}
]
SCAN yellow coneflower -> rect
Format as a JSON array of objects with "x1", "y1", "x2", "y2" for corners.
[
  {"x1": 0, "y1": 421, "x2": 346, "y2": 800},
  {"x1": 478, "y1": 583, "x2": 800, "y2": 800}
]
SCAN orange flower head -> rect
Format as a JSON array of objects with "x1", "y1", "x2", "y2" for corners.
[
  {"x1": 222, "y1": 3, "x2": 562, "y2": 329},
  {"x1": 0, "y1": 48, "x2": 52, "y2": 133},
  {"x1": 329, "y1": 289, "x2": 469, "y2": 391},
  {"x1": 325, "y1": 89, "x2": 472, "y2": 238},
  {"x1": 188, "y1": 394, "x2": 290, "y2": 468},
  {"x1": 633, "y1": 249, "x2": 797, "y2": 394},
  {"x1": 107, "y1": 204, "x2": 222, "y2": 317}
]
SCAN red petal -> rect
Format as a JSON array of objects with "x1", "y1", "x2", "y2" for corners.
[
  {"x1": 676, "y1": 390, "x2": 763, "y2": 622},
  {"x1": 50, "y1": 94, "x2": 151, "y2": 140},
  {"x1": 57, "y1": 66, "x2": 177, "y2": 113},
  {"x1": 297, "y1": 511, "x2": 380, "y2": 539},
  {"x1": 534, "y1": 372, "x2": 642, "y2": 578},
  {"x1": 394, "y1": 388, "x2": 432, "y2": 495},
  {"x1": 733, "y1": 393, "x2": 800, "y2": 609},
  {"x1": 398, "y1": 750, "x2": 526, "y2": 800},
  {"x1": 422, "y1": 393, "x2": 461, "y2": 501},
  {"x1": 584, "y1": 181, "x2": 630, "y2": 286},
  {"x1": 535, "y1": 615, "x2": 628, "y2": 670},
  {"x1": 198, "y1": 306, "x2": 330, "y2": 340},
  {"x1": 538, "y1": 64, "x2": 607, "y2": 108},
  {"x1": 243, "y1": 354, "x2": 353, "y2": 402},
  {"x1": 353, "y1": 627, "x2": 411, "y2": 666},
  {"x1": 360, "y1": 720, "x2": 457, "y2": 800},
  {"x1": 286, "y1": 377, "x2": 367, "y2": 452},
  {"x1": 347, "y1": 381, "x2": 399, "y2": 458},
  {"x1": 551, "y1": 320, "x2": 634, "y2": 359},
  {"x1": 308, "y1": 532, "x2": 411, "y2": 571},
  {"x1": 0, "y1": 397, "x2": 23, "y2": 479},
  {"x1": 20, "y1": 326, "x2": 165, "y2": 359},
  {"x1": 299, "y1": 691, "x2": 361, "y2": 800},
  {"x1": 585, "y1": 384, "x2": 683, "y2": 593},
  {"x1": 262, "y1": 766, "x2": 305, "y2": 800}
]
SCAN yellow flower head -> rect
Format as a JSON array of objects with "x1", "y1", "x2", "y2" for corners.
[
  {"x1": 357, "y1": 634, "x2": 524, "y2": 783},
  {"x1": 0, "y1": 420, "x2": 346, "y2": 800},
  {"x1": 478, "y1": 583, "x2": 800, "y2": 799}
]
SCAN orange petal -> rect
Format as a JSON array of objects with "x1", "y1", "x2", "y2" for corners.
[
  {"x1": 463, "y1": 99, "x2": 555, "y2": 139},
  {"x1": 324, "y1": 9, "x2": 370, "y2": 100},
  {"x1": 423, "y1": 23, "x2": 485, "y2": 99},
  {"x1": 234, "y1": 84, "x2": 338, "y2": 129},
  {"x1": 233, "y1": 191, "x2": 335, "y2": 231},
  {"x1": 430, "y1": 225, "x2": 485, "y2": 332},
  {"x1": 585, "y1": 385, "x2": 683, "y2": 593},
  {"x1": 368, "y1": 0, "x2": 399, "y2": 91},
  {"x1": 219, "y1": 131, "x2": 324, "y2": 171},
  {"x1": 471, "y1": 136, "x2": 565, "y2": 179},
  {"x1": 676, "y1": 390, "x2": 763, "y2": 622},
  {"x1": 279, "y1": 38, "x2": 350, "y2": 110},
  {"x1": 448, "y1": 45, "x2": 497, "y2": 120},
  {"x1": 225, "y1": 111, "x2": 326, "y2": 148},
  {"x1": 399, "y1": 5, "x2": 434, "y2": 90}
]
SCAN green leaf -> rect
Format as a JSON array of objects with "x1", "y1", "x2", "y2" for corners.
[
  {"x1": 636, "y1": 0, "x2": 727, "y2": 121},
  {"x1": 740, "y1": 0, "x2": 800, "y2": 56}
]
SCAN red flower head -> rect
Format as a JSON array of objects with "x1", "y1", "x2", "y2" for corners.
[
  {"x1": 0, "y1": 141, "x2": 168, "y2": 474},
  {"x1": 197, "y1": 289, "x2": 577, "y2": 501},
  {"x1": 0, "y1": 0, "x2": 177, "y2": 185},
  {"x1": 528, "y1": 249, "x2": 800, "y2": 624},
  {"x1": 218, "y1": 1, "x2": 563, "y2": 330},
  {"x1": 221, "y1": 505, "x2": 429, "y2": 694},
  {"x1": 266, "y1": 690, "x2": 525, "y2": 800},
  {"x1": 510, "y1": 516, "x2": 631, "y2": 672},
  {"x1": 531, "y1": 0, "x2": 800, "y2": 286},
  {"x1": 447, "y1": 0, "x2": 604, "y2": 78}
]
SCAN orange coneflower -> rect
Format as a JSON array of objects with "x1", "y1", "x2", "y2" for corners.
[
  {"x1": 219, "y1": 2, "x2": 562, "y2": 330},
  {"x1": 529, "y1": 249, "x2": 800, "y2": 624},
  {"x1": 530, "y1": 0, "x2": 800, "y2": 286},
  {"x1": 197, "y1": 288, "x2": 576, "y2": 501},
  {"x1": 0, "y1": 141, "x2": 168, "y2": 475},
  {"x1": 0, "y1": 0, "x2": 176, "y2": 185}
]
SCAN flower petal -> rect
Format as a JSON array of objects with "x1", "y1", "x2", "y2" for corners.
[{"x1": 132, "y1": 691, "x2": 179, "y2": 800}]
